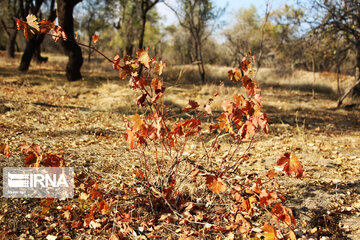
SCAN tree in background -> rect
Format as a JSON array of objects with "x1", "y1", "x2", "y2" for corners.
[
  {"x1": 57, "y1": 0, "x2": 83, "y2": 81},
  {"x1": 165, "y1": 0, "x2": 225, "y2": 83},
  {"x1": 105, "y1": 0, "x2": 160, "y2": 57},
  {"x1": 78, "y1": 0, "x2": 106, "y2": 62},
  {"x1": 18, "y1": 0, "x2": 56, "y2": 71},
  {"x1": 138, "y1": 0, "x2": 160, "y2": 50},
  {"x1": 0, "y1": 0, "x2": 21, "y2": 58},
  {"x1": 223, "y1": 6, "x2": 261, "y2": 67},
  {"x1": 310, "y1": 0, "x2": 360, "y2": 102},
  {"x1": 223, "y1": 4, "x2": 304, "y2": 71}
]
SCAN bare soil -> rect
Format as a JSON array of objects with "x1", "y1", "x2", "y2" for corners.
[{"x1": 0, "y1": 54, "x2": 359, "y2": 239}]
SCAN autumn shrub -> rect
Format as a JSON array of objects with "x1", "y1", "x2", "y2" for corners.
[{"x1": 0, "y1": 14, "x2": 305, "y2": 239}]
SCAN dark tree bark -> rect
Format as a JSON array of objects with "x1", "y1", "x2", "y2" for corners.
[
  {"x1": 19, "y1": 35, "x2": 46, "y2": 71},
  {"x1": 164, "y1": 0, "x2": 225, "y2": 83},
  {"x1": 6, "y1": 29, "x2": 18, "y2": 58},
  {"x1": 18, "y1": 0, "x2": 55, "y2": 71},
  {"x1": 57, "y1": 0, "x2": 83, "y2": 81},
  {"x1": 138, "y1": 0, "x2": 159, "y2": 50},
  {"x1": 313, "y1": 0, "x2": 360, "y2": 104},
  {"x1": 1, "y1": 17, "x2": 19, "y2": 58},
  {"x1": 34, "y1": 45, "x2": 48, "y2": 63}
]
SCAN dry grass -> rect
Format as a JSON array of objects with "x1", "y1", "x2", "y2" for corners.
[{"x1": 0, "y1": 52, "x2": 360, "y2": 239}]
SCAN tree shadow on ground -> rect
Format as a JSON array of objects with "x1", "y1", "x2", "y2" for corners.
[
  {"x1": 259, "y1": 82, "x2": 336, "y2": 96},
  {"x1": 263, "y1": 104, "x2": 360, "y2": 133},
  {"x1": 289, "y1": 180, "x2": 360, "y2": 239}
]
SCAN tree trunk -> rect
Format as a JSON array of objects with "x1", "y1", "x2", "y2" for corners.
[
  {"x1": 19, "y1": 0, "x2": 55, "y2": 70},
  {"x1": 124, "y1": 44, "x2": 133, "y2": 57},
  {"x1": 57, "y1": 0, "x2": 83, "y2": 81},
  {"x1": 194, "y1": 38, "x2": 205, "y2": 83},
  {"x1": 138, "y1": 13, "x2": 146, "y2": 50},
  {"x1": 352, "y1": 44, "x2": 360, "y2": 97},
  {"x1": 88, "y1": 36, "x2": 92, "y2": 62},
  {"x1": 6, "y1": 30, "x2": 17, "y2": 58},
  {"x1": 312, "y1": 55, "x2": 316, "y2": 98},
  {"x1": 336, "y1": 64, "x2": 341, "y2": 95},
  {"x1": 19, "y1": 35, "x2": 46, "y2": 71},
  {"x1": 337, "y1": 44, "x2": 360, "y2": 107},
  {"x1": 34, "y1": 45, "x2": 48, "y2": 63}
]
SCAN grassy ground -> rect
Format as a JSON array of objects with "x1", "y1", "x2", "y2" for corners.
[{"x1": 0, "y1": 52, "x2": 360, "y2": 239}]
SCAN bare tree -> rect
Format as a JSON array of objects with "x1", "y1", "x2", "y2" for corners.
[
  {"x1": 139, "y1": 0, "x2": 160, "y2": 50},
  {"x1": 0, "y1": 0, "x2": 21, "y2": 58},
  {"x1": 165, "y1": 0, "x2": 225, "y2": 83},
  {"x1": 310, "y1": 0, "x2": 360, "y2": 105},
  {"x1": 79, "y1": 0, "x2": 105, "y2": 62},
  {"x1": 57, "y1": 0, "x2": 83, "y2": 81}
]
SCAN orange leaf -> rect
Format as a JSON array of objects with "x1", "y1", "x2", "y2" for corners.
[
  {"x1": 98, "y1": 199, "x2": 110, "y2": 214},
  {"x1": 271, "y1": 202, "x2": 296, "y2": 227},
  {"x1": 125, "y1": 129, "x2": 135, "y2": 149},
  {"x1": 136, "y1": 169, "x2": 144, "y2": 179},
  {"x1": 228, "y1": 68, "x2": 241, "y2": 83},
  {"x1": 0, "y1": 143, "x2": 10, "y2": 157},
  {"x1": 51, "y1": 26, "x2": 67, "y2": 42},
  {"x1": 17, "y1": 14, "x2": 40, "y2": 41},
  {"x1": 151, "y1": 78, "x2": 163, "y2": 92},
  {"x1": 113, "y1": 55, "x2": 120, "y2": 70},
  {"x1": 131, "y1": 114, "x2": 144, "y2": 131},
  {"x1": 262, "y1": 223, "x2": 278, "y2": 240},
  {"x1": 154, "y1": 61, "x2": 166, "y2": 75},
  {"x1": 266, "y1": 169, "x2": 278, "y2": 179},
  {"x1": 92, "y1": 33, "x2": 99, "y2": 43},
  {"x1": 288, "y1": 230, "x2": 297, "y2": 240},
  {"x1": 137, "y1": 48, "x2": 150, "y2": 68},
  {"x1": 40, "y1": 198, "x2": 54, "y2": 214},
  {"x1": 277, "y1": 153, "x2": 304, "y2": 179},
  {"x1": 205, "y1": 175, "x2": 226, "y2": 194}
]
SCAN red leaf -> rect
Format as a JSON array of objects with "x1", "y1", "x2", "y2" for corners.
[
  {"x1": 24, "y1": 153, "x2": 38, "y2": 166},
  {"x1": 42, "y1": 153, "x2": 65, "y2": 167},
  {"x1": 205, "y1": 175, "x2": 226, "y2": 194},
  {"x1": 39, "y1": 19, "x2": 54, "y2": 34},
  {"x1": 183, "y1": 100, "x2": 200, "y2": 112},
  {"x1": 271, "y1": 202, "x2": 296, "y2": 226},
  {"x1": 259, "y1": 189, "x2": 278, "y2": 207},
  {"x1": 277, "y1": 153, "x2": 304, "y2": 179},
  {"x1": 113, "y1": 55, "x2": 121, "y2": 70},
  {"x1": 136, "y1": 93, "x2": 147, "y2": 107}
]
